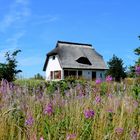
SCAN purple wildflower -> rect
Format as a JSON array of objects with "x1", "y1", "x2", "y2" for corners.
[
  {"x1": 9, "y1": 82, "x2": 15, "y2": 91},
  {"x1": 25, "y1": 115, "x2": 34, "y2": 126},
  {"x1": 84, "y1": 109, "x2": 95, "y2": 119},
  {"x1": 95, "y1": 79, "x2": 102, "y2": 84},
  {"x1": 107, "y1": 109, "x2": 113, "y2": 113},
  {"x1": 133, "y1": 100, "x2": 138, "y2": 109},
  {"x1": 0, "y1": 79, "x2": 8, "y2": 94},
  {"x1": 115, "y1": 127, "x2": 124, "y2": 135},
  {"x1": 40, "y1": 137, "x2": 44, "y2": 140},
  {"x1": 108, "y1": 93, "x2": 113, "y2": 99},
  {"x1": 44, "y1": 103, "x2": 53, "y2": 116},
  {"x1": 130, "y1": 129, "x2": 138, "y2": 140},
  {"x1": 95, "y1": 96, "x2": 101, "y2": 103},
  {"x1": 135, "y1": 65, "x2": 140, "y2": 75},
  {"x1": 106, "y1": 75, "x2": 113, "y2": 82},
  {"x1": 66, "y1": 133, "x2": 76, "y2": 140}
]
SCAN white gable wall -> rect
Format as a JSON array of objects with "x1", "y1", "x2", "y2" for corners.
[
  {"x1": 45, "y1": 55, "x2": 62, "y2": 80},
  {"x1": 82, "y1": 70, "x2": 105, "y2": 80}
]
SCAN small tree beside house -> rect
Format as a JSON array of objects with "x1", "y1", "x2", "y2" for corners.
[{"x1": 106, "y1": 55, "x2": 126, "y2": 82}]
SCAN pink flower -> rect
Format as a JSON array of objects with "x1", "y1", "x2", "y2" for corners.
[
  {"x1": 130, "y1": 129, "x2": 138, "y2": 140},
  {"x1": 95, "y1": 79, "x2": 102, "y2": 84},
  {"x1": 66, "y1": 134, "x2": 76, "y2": 140},
  {"x1": 133, "y1": 100, "x2": 138, "y2": 109},
  {"x1": 135, "y1": 65, "x2": 140, "y2": 75},
  {"x1": 106, "y1": 75, "x2": 113, "y2": 82},
  {"x1": 40, "y1": 137, "x2": 44, "y2": 140},
  {"x1": 44, "y1": 103, "x2": 53, "y2": 116},
  {"x1": 108, "y1": 94, "x2": 113, "y2": 99},
  {"x1": 84, "y1": 109, "x2": 95, "y2": 119},
  {"x1": 115, "y1": 127, "x2": 124, "y2": 135},
  {"x1": 25, "y1": 115, "x2": 34, "y2": 126},
  {"x1": 95, "y1": 96, "x2": 101, "y2": 103},
  {"x1": 107, "y1": 108, "x2": 113, "y2": 113}
]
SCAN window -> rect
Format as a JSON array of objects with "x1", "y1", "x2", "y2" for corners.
[
  {"x1": 64, "y1": 70, "x2": 68, "y2": 77},
  {"x1": 78, "y1": 70, "x2": 82, "y2": 77},
  {"x1": 52, "y1": 56, "x2": 55, "y2": 60},
  {"x1": 100, "y1": 73, "x2": 102, "y2": 78},
  {"x1": 54, "y1": 71, "x2": 61, "y2": 79},
  {"x1": 76, "y1": 57, "x2": 91, "y2": 65},
  {"x1": 64, "y1": 70, "x2": 77, "y2": 78},
  {"x1": 69, "y1": 71, "x2": 76, "y2": 76},
  {"x1": 50, "y1": 71, "x2": 61, "y2": 80}
]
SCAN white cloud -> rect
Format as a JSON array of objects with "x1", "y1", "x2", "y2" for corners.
[
  {"x1": 0, "y1": 0, "x2": 30, "y2": 32},
  {"x1": 15, "y1": 0, "x2": 29, "y2": 5},
  {"x1": 0, "y1": 0, "x2": 30, "y2": 58},
  {"x1": 5, "y1": 31, "x2": 26, "y2": 47},
  {"x1": 32, "y1": 15, "x2": 59, "y2": 25}
]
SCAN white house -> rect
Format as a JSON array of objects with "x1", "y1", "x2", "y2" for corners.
[{"x1": 43, "y1": 41, "x2": 107, "y2": 81}]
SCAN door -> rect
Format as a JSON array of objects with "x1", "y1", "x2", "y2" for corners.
[{"x1": 92, "y1": 71, "x2": 96, "y2": 80}]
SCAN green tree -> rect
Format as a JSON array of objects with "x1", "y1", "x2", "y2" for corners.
[
  {"x1": 128, "y1": 36, "x2": 140, "y2": 77},
  {"x1": 134, "y1": 47, "x2": 140, "y2": 65},
  {"x1": 134, "y1": 47, "x2": 140, "y2": 55},
  {"x1": 34, "y1": 73, "x2": 44, "y2": 80},
  {"x1": 0, "y1": 50, "x2": 22, "y2": 81},
  {"x1": 134, "y1": 36, "x2": 140, "y2": 65},
  {"x1": 106, "y1": 55, "x2": 126, "y2": 81}
]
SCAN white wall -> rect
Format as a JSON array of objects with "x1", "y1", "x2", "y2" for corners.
[
  {"x1": 82, "y1": 70, "x2": 105, "y2": 80},
  {"x1": 45, "y1": 55, "x2": 62, "y2": 80},
  {"x1": 83, "y1": 70, "x2": 92, "y2": 79},
  {"x1": 96, "y1": 71, "x2": 105, "y2": 80}
]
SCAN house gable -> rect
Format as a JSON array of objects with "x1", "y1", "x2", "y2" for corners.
[{"x1": 45, "y1": 55, "x2": 62, "y2": 80}]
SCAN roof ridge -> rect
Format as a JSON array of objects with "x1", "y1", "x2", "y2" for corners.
[{"x1": 57, "y1": 40, "x2": 92, "y2": 47}]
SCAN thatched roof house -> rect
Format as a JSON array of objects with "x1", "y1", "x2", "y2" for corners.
[{"x1": 43, "y1": 41, "x2": 107, "y2": 80}]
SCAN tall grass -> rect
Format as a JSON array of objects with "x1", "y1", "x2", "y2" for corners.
[{"x1": 0, "y1": 78, "x2": 139, "y2": 140}]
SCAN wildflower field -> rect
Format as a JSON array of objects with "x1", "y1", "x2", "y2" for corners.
[{"x1": 0, "y1": 77, "x2": 139, "y2": 140}]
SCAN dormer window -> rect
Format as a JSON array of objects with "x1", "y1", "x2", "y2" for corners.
[
  {"x1": 76, "y1": 57, "x2": 91, "y2": 65},
  {"x1": 52, "y1": 55, "x2": 55, "y2": 60}
]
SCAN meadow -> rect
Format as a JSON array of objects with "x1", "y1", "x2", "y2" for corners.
[{"x1": 0, "y1": 77, "x2": 139, "y2": 140}]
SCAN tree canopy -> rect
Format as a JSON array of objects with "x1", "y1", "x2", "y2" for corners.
[
  {"x1": 106, "y1": 55, "x2": 126, "y2": 81},
  {"x1": 0, "y1": 50, "x2": 22, "y2": 82},
  {"x1": 128, "y1": 36, "x2": 140, "y2": 77}
]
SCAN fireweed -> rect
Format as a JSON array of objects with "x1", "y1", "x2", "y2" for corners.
[
  {"x1": 106, "y1": 75, "x2": 113, "y2": 82},
  {"x1": 43, "y1": 102, "x2": 53, "y2": 116},
  {"x1": 84, "y1": 109, "x2": 95, "y2": 119},
  {"x1": 135, "y1": 65, "x2": 140, "y2": 76},
  {"x1": 95, "y1": 78, "x2": 102, "y2": 84},
  {"x1": 0, "y1": 79, "x2": 139, "y2": 139}
]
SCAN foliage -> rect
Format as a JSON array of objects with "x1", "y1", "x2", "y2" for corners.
[
  {"x1": 106, "y1": 55, "x2": 126, "y2": 81},
  {"x1": 33, "y1": 73, "x2": 44, "y2": 80},
  {"x1": 134, "y1": 47, "x2": 140, "y2": 56},
  {"x1": 14, "y1": 79, "x2": 47, "y2": 95},
  {"x1": 0, "y1": 50, "x2": 22, "y2": 82},
  {"x1": 0, "y1": 78, "x2": 139, "y2": 140},
  {"x1": 134, "y1": 36, "x2": 140, "y2": 56},
  {"x1": 128, "y1": 36, "x2": 140, "y2": 77},
  {"x1": 134, "y1": 36, "x2": 140, "y2": 65}
]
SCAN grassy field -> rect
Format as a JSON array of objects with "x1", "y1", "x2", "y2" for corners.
[{"x1": 0, "y1": 78, "x2": 139, "y2": 140}]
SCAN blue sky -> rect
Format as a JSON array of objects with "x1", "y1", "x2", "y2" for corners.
[{"x1": 0, "y1": 0, "x2": 140, "y2": 78}]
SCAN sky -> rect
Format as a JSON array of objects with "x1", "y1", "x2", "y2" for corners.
[{"x1": 0, "y1": 0, "x2": 140, "y2": 78}]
